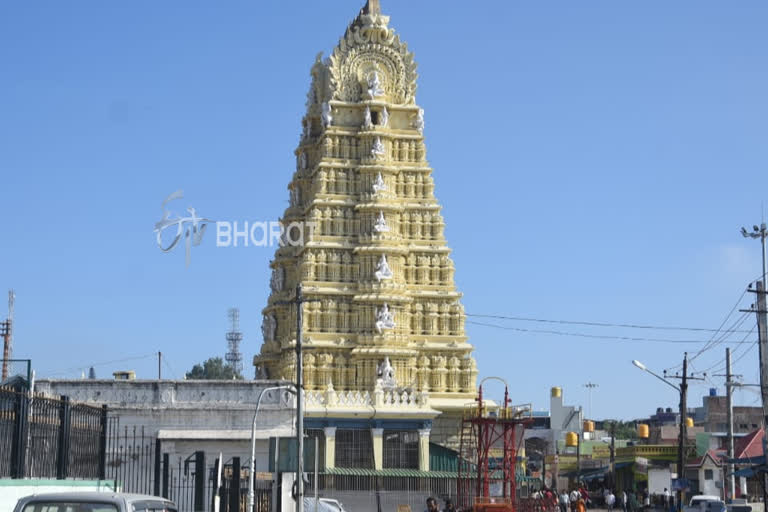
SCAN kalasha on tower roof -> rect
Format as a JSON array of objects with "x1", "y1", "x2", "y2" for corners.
[{"x1": 254, "y1": 1, "x2": 478, "y2": 425}]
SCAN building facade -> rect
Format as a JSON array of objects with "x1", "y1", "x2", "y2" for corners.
[{"x1": 252, "y1": 0, "x2": 479, "y2": 467}]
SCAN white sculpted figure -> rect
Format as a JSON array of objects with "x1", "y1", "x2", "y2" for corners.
[
  {"x1": 363, "y1": 106, "x2": 373, "y2": 129},
  {"x1": 413, "y1": 108, "x2": 425, "y2": 134},
  {"x1": 375, "y1": 303, "x2": 396, "y2": 333},
  {"x1": 373, "y1": 211, "x2": 389, "y2": 233},
  {"x1": 299, "y1": 152, "x2": 307, "y2": 170},
  {"x1": 371, "y1": 136, "x2": 385, "y2": 157},
  {"x1": 372, "y1": 172, "x2": 386, "y2": 194},
  {"x1": 380, "y1": 106, "x2": 389, "y2": 127},
  {"x1": 367, "y1": 70, "x2": 385, "y2": 98},
  {"x1": 270, "y1": 266, "x2": 284, "y2": 292},
  {"x1": 321, "y1": 102, "x2": 333, "y2": 128},
  {"x1": 377, "y1": 357, "x2": 397, "y2": 388},
  {"x1": 374, "y1": 254, "x2": 393, "y2": 281},
  {"x1": 261, "y1": 313, "x2": 277, "y2": 342}
]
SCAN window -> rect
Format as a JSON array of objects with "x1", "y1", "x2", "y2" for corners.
[
  {"x1": 383, "y1": 430, "x2": 419, "y2": 469},
  {"x1": 335, "y1": 429, "x2": 373, "y2": 468},
  {"x1": 704, "y1": 469, "x2": 714, "y2": 480},
  {"x1": 23, "y1": 503, "x2": 119, "y2": 512}
]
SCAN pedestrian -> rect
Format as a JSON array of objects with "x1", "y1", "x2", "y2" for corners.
[
  {"x1": 570, "y1": 489, "x2": 581, "y2": 512},
  {"x1": 426, "y1": 497, "x2": 439, "y2": 512},
  {"x1": 621, "y1": 491, "x2": 628, "y2": 512},
  {"x1": 606, "y1": 491, "x2": 616, "y2": 511},
  {"x1": 664, "y1": 488, "x2": 671, "y2": 509},
  {"x1": 560, "y1": 490, "x2": 570, "y2": 512},
  {"x1": 443, "y1": 498, "x2": 456, "y2": 512}
]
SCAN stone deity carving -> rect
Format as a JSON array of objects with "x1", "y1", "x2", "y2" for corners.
[
  {"x1": 371, "y1": 136, "x2": 385, "y2": 157},
  {"x1": 375, "y1": 303, "x2": 396, "y2": 333},
  {"x1": 374, "y1": 254, "x2": 393, "y2": 281},
  {"x1": 363, "y1": 106, "x2": 373, "y2": 129},
  {"x1": 377, "y1": 357, "x2": 397, "y2": 388},
  {"x1": 367, "y1": 70, "x2": 385, "y2": 98},
  {"x1": 262, "y1": 314, "x2": 277, "y2": 342},
  {"x1": 373, "y1": 211, "x2": 389, "y2": 233},
  {"x1": 380, "y1": 107, "x2": 389, "y2": 127},
  {"x1": 413, "y1": 108, "x2": 424, "y2": 134},
  {"x1": 299, "y1": 152, "x2": 307, "y2": 170},
  {"x1": 321, "y1": 102, "x2": 333, "y2": 128},
  {"x1": 270, "y1": 266, "x2": 284, "y2": 293},
  {"x1": 372, "y1": 172, "x2": 386, "y2": 194}
]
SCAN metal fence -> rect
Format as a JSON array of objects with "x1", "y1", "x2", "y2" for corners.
[{"x1": 0, "y1": 386, "x2": 107, "y2": 479}]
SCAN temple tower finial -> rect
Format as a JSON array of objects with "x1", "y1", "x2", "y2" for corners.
[{"x1": 363, "y1": 0, "x2": 381, "y2": 15}]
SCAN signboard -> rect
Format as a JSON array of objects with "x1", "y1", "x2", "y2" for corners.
[{"x1": 672, "y1": 478, "x2": 690, "y2": 492}]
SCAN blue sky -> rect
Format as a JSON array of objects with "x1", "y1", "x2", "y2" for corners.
[{"x1": 1, "y1": 1, "x2": 766, "y2": 420}]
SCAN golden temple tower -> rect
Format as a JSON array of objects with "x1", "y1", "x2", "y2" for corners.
[{"x1": 254, "y1": 0, "x2": 478, "y2": 456}]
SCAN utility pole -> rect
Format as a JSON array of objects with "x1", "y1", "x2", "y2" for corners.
[
  {"x1": 754, "y1": 280, "x2": 768, "y2": 506},
  {"x1": 725, "y1": 348, "x2": 735, "y2": 502},
  {"x1": 275, "y1": 283, "x2": 320, "y2": 512},
  {"x1": 1, "y1": 290, "x2": 15, "y2": 381},
  {"x1": 715, "y1": 348, "x2": 738, "y2": 502},
  {"x1": 741, "y1": 220, "x2": 768, "y2": 507},
  {"x1": 667, "y1": 353, "x2": 705, "y2": 511},
  {"x1": 158, "y1": 352, "x2": 162, "y2": 380}
]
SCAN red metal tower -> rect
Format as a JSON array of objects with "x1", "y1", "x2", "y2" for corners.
[{"x1": 458, "y1": 378, "x2": 532, "y2": 512}]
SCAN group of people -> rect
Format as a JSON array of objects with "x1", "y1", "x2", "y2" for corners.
[
  {"x1": 425, "y1": 496, "x2": 456, "y2": 512},
  {"x1": 557, "y1": 487, "x2": 591, "y2": 512}
]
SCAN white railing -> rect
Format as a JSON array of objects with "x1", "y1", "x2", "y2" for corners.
[{"x1": 304, "y1": 385, "x2": 429, "y2": 409}]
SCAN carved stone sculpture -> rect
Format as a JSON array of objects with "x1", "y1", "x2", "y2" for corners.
[
  {"x1": 373, "y1": 211, "x2": 389, "y2": 232},
  {"x1": 363, "y1": 106, "x2": 373, "y2": 129},
  {"x1": 371, "y1": 136, "x2": 385, "y2": 157},
  {"x1": 261, "y1": 313, "x2": 277, "y2": 342},
  {"x1": 367, "y1": 69, "x2": 385, "y2": 98},
  {"x1": 372, "y1": 172, "x2": 386, "y2": 194},
  {"x1": 374, "y1": 254, "x2": 393, "y2": 281},
  {"x1": 377, "y1": 357, "x2": 397, "y2": 388},
  {"x1": 413, "y1": 108, "x2": 424, "y2": 134},
  {"x1": 375, "y1": 303, "x2": 395, "y2": 333},
  {"x1": 380, "y1": 106, "x2": 389, "y2": 127},
  {"x1": 270, "y1": 266, "x2": 284, "y2": 293},
  {"x1": 321, "y1": 102, "x2": 333, "y2": 128}
]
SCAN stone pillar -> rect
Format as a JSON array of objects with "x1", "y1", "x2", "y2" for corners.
[
  {"x1": 323, "y1": 427, "x2": 336, "y2": 469},
  {"x1": 418, "y1": 428, "x2": 431, "y2": 472},
  {"x1": 371, "y1": 428, "x2": 384, "y2": 470}
]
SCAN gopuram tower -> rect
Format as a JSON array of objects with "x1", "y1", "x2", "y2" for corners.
[{"x1": 254, "y1": 0, "x2": 478, "y2": 467}]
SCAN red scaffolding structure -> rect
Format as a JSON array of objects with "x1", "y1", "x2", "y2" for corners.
[{"x1": 458, "y1": 379, "x2": 532, "y2": 512}]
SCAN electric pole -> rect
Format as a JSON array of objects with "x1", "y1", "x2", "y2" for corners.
[
  {"x1": 741, "y1": 219, "x2": 768, "y2": 507},
  {"x1": 715, "y1": 348, "x2": 738, "y2": 501},
  {"x1": 667, "y1": 352, "x2": 705, "y2": 511},
  {"x1": 275, "y1": 283, "x2": 320, "y2": 512}
]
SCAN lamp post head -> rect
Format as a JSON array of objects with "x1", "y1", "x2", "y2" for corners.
[{"x1": 632, "y1": 360, "x2": 647, "y2": 371}]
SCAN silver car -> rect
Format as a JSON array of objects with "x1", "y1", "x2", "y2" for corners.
[{"x1": 13, "y1": 492, "x2": 177, "y2": 512}]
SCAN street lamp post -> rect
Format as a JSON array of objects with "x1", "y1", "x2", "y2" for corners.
[
  {"x1": 248, "y1": 384, "x2": 296, "y2": 512},
  {"x1": 632, "y1": 358, "x2": 687, "y2": 511}
]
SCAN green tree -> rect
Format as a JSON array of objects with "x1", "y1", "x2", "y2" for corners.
[{"x1": 185, "y1": 357, "x2": 243, "y2": 380}]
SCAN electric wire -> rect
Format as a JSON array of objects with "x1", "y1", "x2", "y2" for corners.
[{"x1": 464, "y1": 319, "x2": 757, "y2": 344}]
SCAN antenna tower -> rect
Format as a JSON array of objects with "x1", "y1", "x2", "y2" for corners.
[
  {"x1": 225, "y1": 308, "x2": 243, "y2": 376},
  {"x1": 1, "y1": 290, "x2": 15, "y2": 381}
]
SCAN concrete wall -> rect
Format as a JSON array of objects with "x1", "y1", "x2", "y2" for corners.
[{"x1": 35, "y1": 379, "x2": 296, "y2": 473}]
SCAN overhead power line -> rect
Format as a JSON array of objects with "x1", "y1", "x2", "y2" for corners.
[
  {"x1": 465, "y1": 313, "x2": 754, "y2": 333},
  {"x1": 465, "y1": 320, "x2": 758, "y2": 345}
]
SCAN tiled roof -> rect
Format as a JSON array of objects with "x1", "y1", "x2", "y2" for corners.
[{"x1": 735, "y1": 428, "x2": 765, "y2": 459}]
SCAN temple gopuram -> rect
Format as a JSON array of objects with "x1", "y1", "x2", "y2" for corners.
[{"x1": 254, "y1": 0, "x2": 478, "y2": 472}]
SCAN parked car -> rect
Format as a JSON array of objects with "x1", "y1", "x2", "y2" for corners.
[
  {"x1": 13, "y1": 492, "x2": 177, "y2": 512},
  {"x1": 303, "y1": 496, "x2": 348, "y2": 512},
  {"x1": 685, "y1": 496, "x2": 726, "y2": 512}
]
